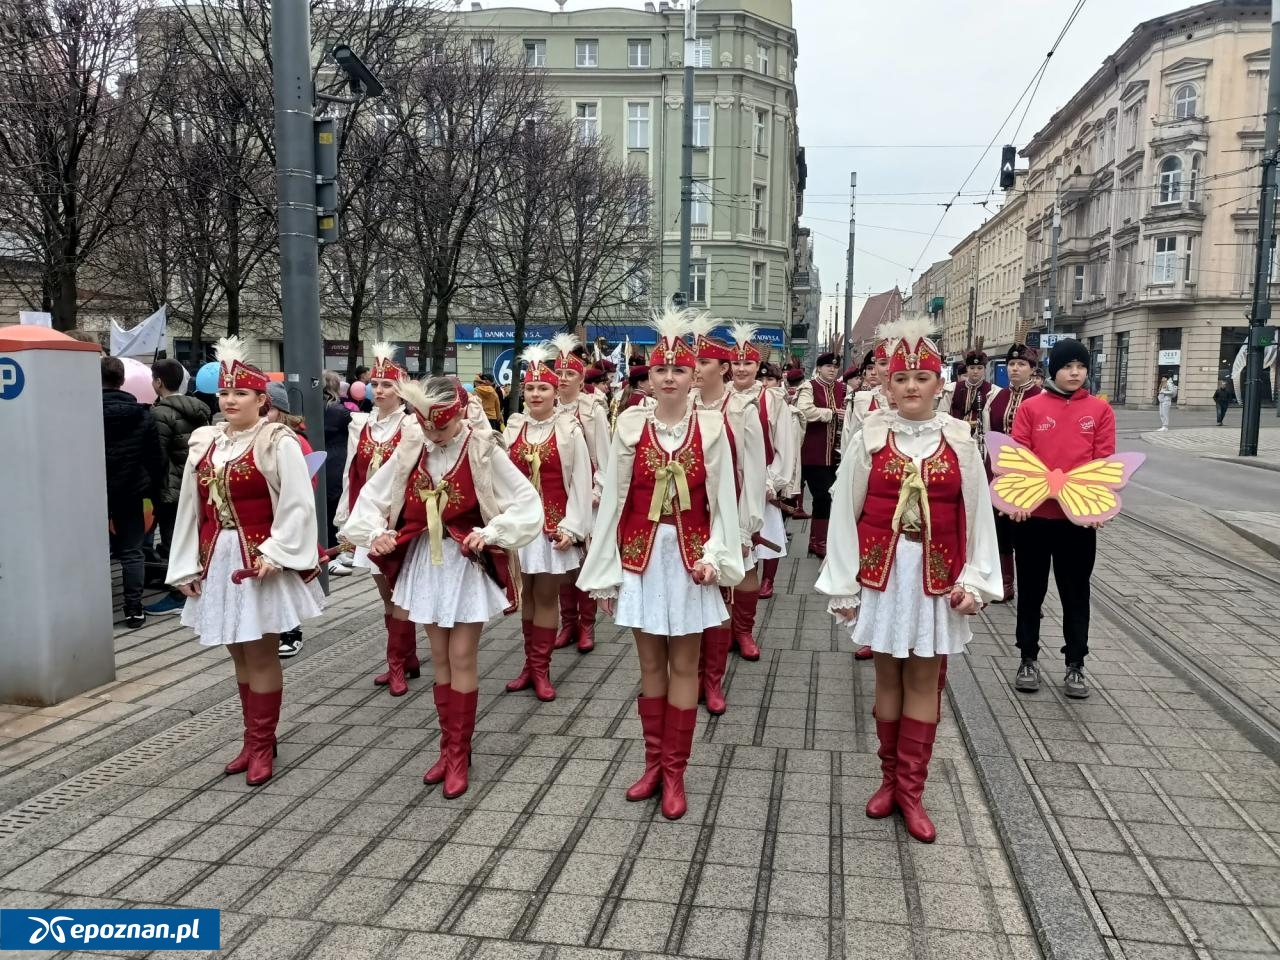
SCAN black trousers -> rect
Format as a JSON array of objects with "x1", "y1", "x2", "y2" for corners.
[
  {"x1": 1012, "y1": 517, "x2": 1096, "y2": 665},
  {"x1": 108, "y1": 496, "x2": 147, "y2": 610},
  {"x1": 802, "y1": 464, "x2": 838, "y2": 520},
  {"x1": 994, "y1": 510, "x2": 1015, "y2": 556},
  {"x1": 1215, "y1": 401, "x2": 1228, "y2": 425}
]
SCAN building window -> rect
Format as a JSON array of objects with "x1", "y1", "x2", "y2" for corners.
[
  {"x1": 1174, "y1": 83, "x2": 1198, "y2": 120},
  {"x1": 628, "y1": 39, "x2": 650, "y2": 68},
  {"x1": 524, "y1": 40, "x2": 546, "y2": 67},
  {"x1": 1152, "y1": 236, "x2": 1178, "y2": 283},
  {"x1": 574, "y1": 102, "x2": 598, "y2": 143},
  {"x1": 1157, "y1": 155, "x2": 1182, "y2": 203},
  {"x1": 693, "y1": 102, "x2": 711, "y2": 147},
  {"x1": 751, "y1": 262, "x2": 767, "y2": 307},
  {"x1": 627, "y1": 262, "x2": 649, "y2": 301},
  {"x1": 752, "y1": 184, "x2": 767, "y2": 231},
  {"x1": 626, "y1": 102, "x2": 650, "y2": 150},
  {"x1": 756, "y1": 43, "x2": 769, "y2": 75},
  {"x1": 1188, "y1": 154, "x2": 1201, "y2": 201},
  {"x1": 689, "y1": 260, "x2": 708, "y2": 304},
  {"x1": 754, "y1": 109, "x2": 769, "y2": 154},
  {"x1": 626, "y1": 188, "x2": 650, "y2": 227},
  {"x1": 575, "y1": 39, "x2": 598, "y2": 68},
  {"x1": 1184, "y1": 236, "x2": 1195, "y2": 283},
  {"x1": 691, "y1": 179, "x2": 711, "y2": 226},
  {"x1": 471, "y1": 39, "x2": 494, "y2": 65},
  {"x1": 691, "y1": 38, "x2": 712, "y2": 68},
  {"x1": 1124, "y1": 102, "x2": 1142, "y2": 151},
  {"x1": 1072, "y1": 264, "x2": 1085, "y2": 302}
]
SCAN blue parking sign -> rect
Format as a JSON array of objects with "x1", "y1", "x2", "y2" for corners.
[{"x1": 0, "y1": 357, "x2": 25, "y2": 400}]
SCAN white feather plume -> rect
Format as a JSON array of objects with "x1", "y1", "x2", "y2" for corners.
[
  {"x1": 683, "y1": 311, "x2": 715, "y2": 340},
  {"x1": 521, "y1": 343, "x2": 552, "y2": 368},
  {"x1": 649, "y1": 305, "x2": 693, "y2": 343},
  {"x1": 891, "y1": 315, "x2": 939, "y2": 348},
  {"x1": 398, "y1": 376, "x2": 461, "y2": 419},
  {"x1": 215, "y1": 336, "x2": 250, "y2": 367},
  {"x1": 549, "y1": 332, "x2": 581, "y2": 358},
  {"x1": 371, "y1": 341, "x2": 398, "y2": 365},
  {"x1": 726, "y1": 321, "x2": 759, "y2": 349},
  {"x1": 873, "y1": 317, "x2": 907, "y2": 344}
]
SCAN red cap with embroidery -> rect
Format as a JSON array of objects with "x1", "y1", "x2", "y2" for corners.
[
  {"x1": 369, "y1": 341, "x2": 405, "y2": 382},
  {"x1": 886, "y1": 319, "x2": 944, "y2": 375},
  {"x1": 216, "y1": 336, "x2": 269, "y2": 393}
]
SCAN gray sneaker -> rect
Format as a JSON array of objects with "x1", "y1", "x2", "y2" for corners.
[
  {"x1": 1014, "y1": 659, "x2": 1040, "y2": 693},
  {"x1": 1063, "y1": 664, "x2": 1089, "y2": 699}
]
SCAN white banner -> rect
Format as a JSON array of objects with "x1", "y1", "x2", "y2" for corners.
[
  {"x1": 18, "y1": 311, "x2": 52, "y2": 328},
  {"x1": 110, "y1": 306, "x2": 167, "y2": 358},
  {"x1": 607, "y1": 339, "x2": 626, "y2": 388}
]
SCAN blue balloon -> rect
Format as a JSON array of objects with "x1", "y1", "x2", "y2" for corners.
[{"x1": 194, "y1": 361, "x2": 221, "y2": 394}]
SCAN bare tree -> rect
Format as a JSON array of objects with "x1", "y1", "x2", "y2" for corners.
[{"x1": 0, "y1": 0, "x2": 175, "y2": 329}]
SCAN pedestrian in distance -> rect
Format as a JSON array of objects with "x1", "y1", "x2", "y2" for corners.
[
  {"x1": 1157, "y1": 375, "x2": 1177, "y2": 431},
  {"x1": 817, "y1": 319, "x2": 1002, "y2": 843},
  {"x1": 579, "y1": 309, "x2": 745, "y2": 820},
  {"x1": 1007, "y1": 338, "x2": 1116, "y2": 700},
  {"x1": 165, "y1": 338, "x2": 326, "y2": 786},
  {"x1": 101, "y1": 356, "x2": 165, "y2": 629},
  {"x1": 474, "y1": 373, "x2": 504, "y2": 432},
  {"x1": 1213, "y1": 379, "x2": 1231, "y2": 425},
  {"x1": 321, "y1": 371, "x2": 353, "y2": 569}
]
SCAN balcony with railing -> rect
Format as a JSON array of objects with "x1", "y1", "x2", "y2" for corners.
[{"x1": 1149, "y1": 115, "x2": 1207, "y2": 150}]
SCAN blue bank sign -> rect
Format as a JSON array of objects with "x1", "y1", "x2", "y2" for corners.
[{"x1": 456, "y1": 324, "x2": 560, "y2": 344}]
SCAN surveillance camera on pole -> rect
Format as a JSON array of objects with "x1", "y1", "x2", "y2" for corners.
[{"x1": 331, "y1": 44, "x2": 385, "y2": 99}]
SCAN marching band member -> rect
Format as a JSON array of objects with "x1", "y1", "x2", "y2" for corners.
[
  {"x1": 794, "y1": 351, "x2": 846, "y2": 559},
  {"x1": 579, "y1": 310, "x2": 744, "y2": 819},
  {"x1": 333, "y1": 342, "x2": 417, "y2": 695},
  {"x1": 726, "y1": 323, "x2": 794, "y2": 660},
  {"x1": 502, "y1": 345, "x2": 593, "y2": 701},
  {"x1": 551, "y1": 334, "x2": 612, "y2": 654},
  {"x1": 950, "y1": 349, "x2": 995, "y2": 447},
  {"x1": 758, "y1": 363, "x2": 794, "y2": 598},
  {"x1": 690, "y1": 318, "x2": 764, "y2": 715},
  {"x1": 783, "y1": 366, "x2": 810, "y2": 522},
  {"x1": 817, "y1": 320, "x2": 1001, "y2": 842},
  {"x1": 341, "y1": 377, "x2": 542, "y2": 799},
  {"x1": 841, "y1": 321, "x2": 902, "y2": 455},
  {"x1": 166, "y1": 337, "x2": 324, "y2": 786}
]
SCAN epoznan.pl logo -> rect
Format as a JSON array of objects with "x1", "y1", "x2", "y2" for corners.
[{"x1": 0, "y1": 908, "x2": 219, "y2": 951}]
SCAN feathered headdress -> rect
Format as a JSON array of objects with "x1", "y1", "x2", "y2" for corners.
[
  {"x1": 886, "y1": 316, "x2": 943, "y2": 375},
  {"x1": 399, "y1": 376, "x2": 468, "y2": 429},
  {"x1": 648, "y1": 307, "x2": 697, "y2": 368},
  {"x1": 726, "y1": 321, "x2": 762, "y2": 363},
  {"x1": 370, "y1": 341, "x2": 405, "y2": 381},
  {"x1": 549, "y1": 332, "x2": 585, "y2": 374},
  {"x1": 521, "y1": 343, "x2": 559, "y2": 386},
  {"x1": 216, "y1": 336, "x2": 268, "y2": 392},
  {"x1": 688, "y1": 312, "x2": 732, "y2": 362},
  {"x1": 872, "y1": 318, "x2": 906, "y2": 362}
]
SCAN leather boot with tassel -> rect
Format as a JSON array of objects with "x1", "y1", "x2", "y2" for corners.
[
  {"x1": 660, "y1": 704, "x2": 698, "y2": 820},
  {"x1": 998, "y1": 555, "x2": 1015, "y2": 603},
  {"x1": 506, "y1": 619, "x2": 535, "y2": 692},
  {"x1": 245, "y1": 688, "x2": 283, "y2": 787},
  {"x1": 423, "y1": 685, "x2": 452, "y2": 785},
  {"x1": 529, "y1": 625, "x2": 557, "y2": 701},
  {"x1": 375, "y1": 616, "x2": 421, "y2": 686},
  {"x1": 625, "y1": 696, "x2": 666, "y2": 801},
  {"x1": 575, "y1": 589, "x2": 596, "y2": 653},
  {"x1": 701, "y1": 626, "x2": 732, "y2": 715},
  {"x1": 895, "y1": 716, "x2": 939, "y2": 843},
  {"x1": 554, "y1": 585, "x2": 578, "y2": 649},
  {"x1": 758, "y1": 558, "x2": 779, "y2": 599},
  {"x1": 443, "y1": 688, "x2": 478, "y2": 799},
  {"x1": 731, "y1": 590, "x2": 761, "y2": 661},
  {"x1": 224, "y1": 682, "x2": 255, "y2": 775},
  {"x1": 865, "y1": 718, "x2": 900, "y2": 818},
  {"x1": 808, "y1": 519, "x2": 828, "y2": 559}
]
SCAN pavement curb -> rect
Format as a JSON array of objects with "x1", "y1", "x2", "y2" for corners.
[
  {"x1": 1209, "y1": 510, "x2": 1280, "y2": 561},
  {"x1": 1206, "y1": 454, "x2": 1280, "y2": 474},
  {"x1": 945, "y1": 653, "x2": 1108, "y2": 960}
]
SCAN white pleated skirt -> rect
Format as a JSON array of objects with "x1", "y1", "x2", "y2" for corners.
[
  {"x1": 392, "y1": 536, "x2": 509, "y2": 628},
  {"x1": 615, "y1": 525, "x2": 727, "y2": 636},
  {"x1": 849, "y1": 539, "x2": 970, "y2": 659},
  {"x1": 519, "y1": 534, "x2": 582, "y2": 576},
  {"x1": 181, "y1": 533, "x2": 325, "y2": 647},
  {"x1": 755, "y1": 503, "x2": 788, "y2": 560}
]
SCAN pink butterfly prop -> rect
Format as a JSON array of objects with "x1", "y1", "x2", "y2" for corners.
[{"x1": 985, "y1": 432, "x2": 1145, "y2": 526}]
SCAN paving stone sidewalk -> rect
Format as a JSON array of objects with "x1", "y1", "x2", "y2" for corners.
[
  {"x1": 1140, "y1": 425, "x2": 1280, "y2": 465},
  {"x1": 0, "y1": 554, "x2": 1041, "y2": 960}
]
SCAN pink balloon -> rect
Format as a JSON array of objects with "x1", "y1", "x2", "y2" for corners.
[
  {"x1": 120, "y1": 356, "x2": 158, "y2": 404},
  {"x1": 349, "y1": 380, "x2": 367, "y2": 402}
]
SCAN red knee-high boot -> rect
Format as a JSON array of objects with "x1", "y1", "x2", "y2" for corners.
[
  {"x1": 443, "y1": 688, "x2": 478, "y2": 799},
  {"x1": 625, "y1": 696, "x2": 666, "y2": 801},
  {"x1": 245, "y1": 688, "x2": 283, "y2": 787},
  {"x1": 224, "y1": 682, "x2": 253, "y2": 775},
  {"x1": 529, "y1": 625, "x2": 557, "y2": 702},
  {"x1": 758, "y1": 558, "x2": 779, "y2": 599},
  {"x1": 896, "y1": 716, "x2": 939, "y2": 843},
  {"x1": 506, "y1": 619, "x2": 535, "y2": 692},
  {"x1": 423, "y1": 684, "x2": 452, "y2": 785},
  {"x1": 660, "y1": 704, "x2": 698, "y2": 820},
  {"x1": 936, "y1": 655, "x2": 949, "y2": 719},
  {"x1": 808, "y1": 519, "x2": 828, "y2": 558},
  {"x1": 731, "y1": 590, "x2": 761, "y2": 661},
  {"x1": 575, "y1": 588, "x2": 596, "y2": 653},
  {"x1": 555, "y1": 585, "x2": 578, "y2": 649},
  {"x1": 700, "y1": 626, "x2": 732, "y2": 715},
  {"x1": 865, "y1": 718, "x2": 899, "y2": 818},
  {"x1": 375, "y1": 616, "x2": 421, "y2": 687}
]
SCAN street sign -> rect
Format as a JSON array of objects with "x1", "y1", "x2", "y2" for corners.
[
  {"x1": 1040, "y1": 333, "x2": 1077, "y2": 349},
  {"x1": 493, "y1": 348, "x2": 515, "y2": 387}
]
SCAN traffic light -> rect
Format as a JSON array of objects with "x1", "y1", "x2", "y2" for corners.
[
  {"x1": 315, "y1": 117, "x2": 340, "y2": 245},
  {"x1": 999, "y1": 145, "x2": 1017, "y2": 190}
]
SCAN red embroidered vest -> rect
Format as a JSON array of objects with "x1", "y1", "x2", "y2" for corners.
[
  {"x1": 617, "y1": 415, "x2": 712, "y2": 574},
  {"x1": 195, "y1": 444, "x2": 275, "y2": 579},
  {"x1": 856, "y1": 436, "x2": 966, "y2": 596},
  {"x1": 950, "y1": 380, "x2": 992, "y2": 434},
  {"x1": 987, "y1": 384, "x2": 1040, "y2": 435},
  {"x1": 399, "y1": 435, "x2": 485, "y2": 546},
  {"x1": 509, "y1": 423, "x2": 568, "y2": 535},
  {"x1": 347, "y1": 419, "x2": 406, "y2": 511},
  {"x1": 802, "y1": 378, "x2": 845, "y2": 467}
]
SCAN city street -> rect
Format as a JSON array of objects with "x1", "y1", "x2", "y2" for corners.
[{"x1": 1, "y1": 418, "x2": 1278, "y2": 960}]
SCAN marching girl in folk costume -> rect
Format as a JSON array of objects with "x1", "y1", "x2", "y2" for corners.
[
  {"x1": 982, "y1": 343, "x2": 1042, "y2": 602},
  {"x1": 758, "y1": 362, "x2": 797, "y2": 598},
  {"x1": 783, "y1": 366, "x2": 810, "y2": 522},
  {"x1": 550, "y1": 334, "x2": 612, "y2": 655},
  {"x1": 332, "y1": 343, "x2": 417, "y2": 695},
  {"x1": 841, "y1": 321, "x2": 901, "y2": 455},
  {"x1": 816, "y1": 321, "x2": 1001, "y2": 842},
  {"x1": 689, "y1": 317, "x2": 765, "y2": 715},
  {"x1": 166, "y1": 337, "x2": 324, "y2": 786},
  {"x1": 579, "y1": 311, "x2": 745, "y2": 819},
  {"x1": 340, "y1": 377, "x2": 543, "y2": 798},
  {"x1": 726, "y1": 323, "x2": 795, "y2": 660},
  {"x1": 502, "y1": 345, "x2": 594, "y2": 701}
]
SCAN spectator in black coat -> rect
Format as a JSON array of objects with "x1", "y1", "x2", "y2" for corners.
[
  {"x1": 322, "y1": 370, "x2": 353, "y2": 549},
  {"x1": 1213, "y1": 380, "x2": 1231, "y2": 426},
  {"x1": 102, "y1": 357, "x2": 164, "y2": 627}
]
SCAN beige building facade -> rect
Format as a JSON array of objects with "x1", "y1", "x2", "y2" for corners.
[{"x1": 1021, "y1": 0, "x2": 1272, "y2": 406}]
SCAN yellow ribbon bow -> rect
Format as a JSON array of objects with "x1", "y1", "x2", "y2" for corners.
[
  {"x1": 369, "y1": 445, "x2": 385, "y2": 475},
  {"x1": 523, "y1": 445, "x2": 543, "y2": 494},
  {"x1": 891, "y1": 460, "x2": 932, "y2": 537},
  {"x1": 648, "y1": 461, "x2": 693, "y2": 522},
  {"x1": 418, "y1": 483, "x2": 450, "y2": 565}
]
